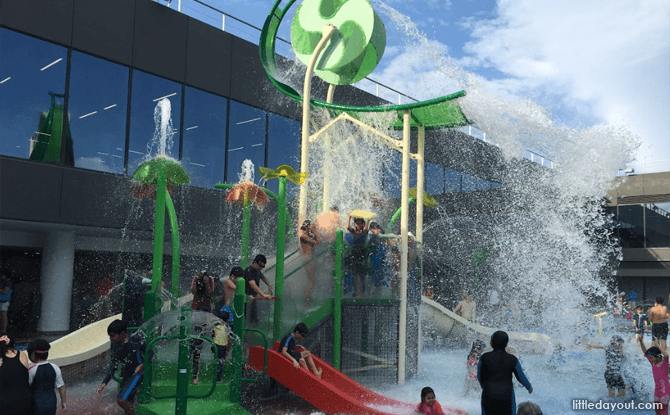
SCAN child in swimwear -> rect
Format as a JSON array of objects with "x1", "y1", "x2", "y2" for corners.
[
  {"x1": 27, "y1": 338, "x2": 67, "y2": 415},
  {"x1": 463, "y1": 340, "x2": 485, "y2": 396},
  {"x1": 638, "y1": 336, "x2": 670, "y2": 415},
  {"x1": 415, "y1": 386, "x2": 445, "y2": 415}
]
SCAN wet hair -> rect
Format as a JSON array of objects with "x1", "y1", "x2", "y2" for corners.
[
  {"x1": 294, "y1": 322, "x2": 309, "y2": 336},
  {"x1": 657, "y1": 297, "x2": 664, "y2": 305},
  {"x1": 646, "y1": 346, "x2": 663, "y2": 358},
  {"x1": 468, "y1": 340, "x2": 486, "y2": 360},
  {"x1": 220, "y1": 310, "x2": 230, "y2": 323},
  {"x1": 331, "y1": 206, "x2": 339, "y2": 212},
  {"x1": 230, "y1": 266, "x2": 245, "y2": 277},
  {"x1": 0, "y1": 332, "x2": 16, "y2": 356},
  {"x1": 420, "y1": 386, "x2": 435, "y2": 402},
  {"x1": 517, "y1": 401, "x2": 542, "y2": 415},
  {"x1": 144, "y1": 264, "x2": 152, "y2": 271},
  {"x1": 369, "y1": 222, "x2": 382, "y2": 231},
  {"x1": 27, "y1": 338, "x2": 51, "y2": 361},
  {"x1": 301, "y1": 220, "x2": 312, "y2": 230},
  {"x1": 636, "y1": 305, "x2": 643, "y2": 311},
  {"x1": 253, "y1": 255, "x2": 267, "y2": 265},
  {"x1": 610, "y1": 335, "x2": 624, "y2": 346},
  {"x1": 491, "y1": 331, "x2": 509, "y2": 350},
  {"x1": 107, "y1": 319, "x2": 128, "y2": 335}
]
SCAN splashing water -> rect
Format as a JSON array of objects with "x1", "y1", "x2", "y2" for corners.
[
  {"x1": 148, "y1": 98, "x2": 175, "y2": 158},
  {"x1": 239, "y1": 159, "x2": 256, "y2": 184}
]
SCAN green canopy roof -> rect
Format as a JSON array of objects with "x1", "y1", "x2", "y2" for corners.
[{"x1": 260, "y1": 0, "x2": 472, "y2": 131}]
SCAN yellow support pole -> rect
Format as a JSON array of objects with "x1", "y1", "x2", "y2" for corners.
[
  {"x1": 415, "y1": 125, "x2": 425, "y2": 366},
  {"x1": 398, "y1": 110, "x2": 411, "y2": 384},
  {"x1": 322, "y1": 84, "x2": 336, "y2": 212},
  {"x1": 594, "y1": 311, "x2": 607, "y2": 337},
  {"x1": 299, "y1": 24, "x2": 335, "y2": 224}
]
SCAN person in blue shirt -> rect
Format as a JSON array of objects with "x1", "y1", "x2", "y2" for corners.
[
  {"x1": 96, "y1": 320, "x2": 152, "y2": 415},
  {"x1": 279, "y1": 322, "x2": 322, "y2": 378},
  {"x1": 478, "y1": 331, "x2": 533, "y2": 415}
]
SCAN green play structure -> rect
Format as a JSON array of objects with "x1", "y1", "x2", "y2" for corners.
[{"x1": 119, "y1": 0, "x2": 475, "y2": 411}]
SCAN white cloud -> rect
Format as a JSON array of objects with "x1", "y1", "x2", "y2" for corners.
[{"x1": 460, "y1": 0, "x2": 670, "y2": 163}]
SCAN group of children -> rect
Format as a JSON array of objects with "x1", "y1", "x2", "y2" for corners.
[{"x1": 0, "y1": 333, "x2": 66, "y2": 415}]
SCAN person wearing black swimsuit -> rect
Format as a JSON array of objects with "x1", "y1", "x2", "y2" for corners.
[{"x1": 478, "y1": 331, "x2": 533, "y2": 415}]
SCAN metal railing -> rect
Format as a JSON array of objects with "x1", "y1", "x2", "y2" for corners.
[
  {"x1": 157, "y1": 0, "x2": 553, "y2": 169},
  {"x1": 616, "y1": 160, "x2": 670, "y2": 176}
]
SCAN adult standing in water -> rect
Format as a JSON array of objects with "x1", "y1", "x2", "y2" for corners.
[
  {"x1": 0, "y1": 333, "x2": 33, "y2": 414},
  {"x1": 649, "y1": 297, "x2": 668, "y2": 352},
  {"x1": 478, "y1": 330, "x2": 533, "y2": 415}
]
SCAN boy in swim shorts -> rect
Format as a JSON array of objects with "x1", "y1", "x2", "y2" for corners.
[{"x1": 279, "y1": 322, "x2": 322, "y2": 378}]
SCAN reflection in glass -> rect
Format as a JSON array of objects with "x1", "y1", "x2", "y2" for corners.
[
  {"x1": 128, "y1": 71, "x2": 181, "y2": 174},
  {"x1": 267, "y1": 114, "x2": 300, "y2": 197},
  {"x1": 445, "y1": 168, "x2": 462, "y2": 193},
  {"x1": 462, "y1": 173, "x2": 477, "y2": 192},
  {"x1": 182, "y1": 87, "x2": 227, "y2": 188},
  {"x1": 69, "y1": 52, "x2": 129, "y2": 174},
  {"x1": 0, "y1": 29, "x2": 67, "y2": 162},
  {"x1": 618, "y1": 205, "x2": 644, "y2": 248},
  {"x1": 645, "y1": 204, "x2": 670, "y2": 248},
  {"x1": 477, "y1": 178, "x2": 491, "y2": 191},
  {"x1": 227, "y1": 100, "x2": 266, "y2": 183},
  {"x1": 426, "y1": 162, "x2": 444, "y2": 195}
]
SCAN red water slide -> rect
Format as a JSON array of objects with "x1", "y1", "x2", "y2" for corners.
[{"x1": 248, "y1": 345, "x2": 465, "y2": 415}]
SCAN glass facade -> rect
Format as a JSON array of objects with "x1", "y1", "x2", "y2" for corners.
[
  {"x1": 128, "y1": 70, "x2": 182, "y2": 174},
  {"x1": 0, "y1": 28, "x2": 67, "y2": 162},
  {"x1": 182, "y1": 87, "x2": 228, "y2": 188},
  {"x1": 69, "y1": 52, "x2": 129, "y2": 174},
  {"x1": 0, "y1": 27, "x2": 511, "y2": 206},
  {"x1": 645, "y1": 204, "x2": 670, "y2": 248},
  {"x1": 226, "y1": 101, "x2": 266, "y2": 183}
]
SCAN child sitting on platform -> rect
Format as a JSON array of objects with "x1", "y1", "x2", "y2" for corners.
[{"x1": 280, "y1": 322, "x2": 322, "y2": 378}]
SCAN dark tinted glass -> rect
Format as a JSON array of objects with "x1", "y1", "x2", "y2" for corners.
[
  {"x1": 0, "y1": 29, "x2": 67, "y2": 162},
  {"x1": 445, "y1": 168, "x2": 462, "y2": 193},
  {"x1": 267, "y1": 114, "x2": 300, "y2": 197},
  {"x1": 618, "y1": 205, "x2": 644, "y2": 248},
  {"x1": 426, "y1": 162, "x2": 444, "y2": 195},
  {"x1": 128, "y1": 70, "x2": 181, "y2": 174},
  {"x1": 384, "y1": 152, "x2": 402, "y2": 199},
  {"x1": 645, "y1": 204, "x2": 670, "y2": 248},
  {"x1": 68, "y1": 52, "x2": 129, "y2": 174},
  {"x1": 182, "y1": 87, "x2": 227, "y2": 188},
  {"x1": 226, "y1": 100, "x2": 266, "y2": 183}
]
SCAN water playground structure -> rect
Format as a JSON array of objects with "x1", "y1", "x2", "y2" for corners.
[{"x1": 46, "y1": 0, "x2": 555, "y2": 414}]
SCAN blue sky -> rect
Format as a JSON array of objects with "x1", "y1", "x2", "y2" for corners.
[{"x1": 170, "y1": 0, "x2": 669, "y2": 166}]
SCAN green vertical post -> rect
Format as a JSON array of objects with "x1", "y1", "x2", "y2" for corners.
[
  {"x1": 273, "y1": 176, "x2": 287, "y2": 342},
  {"x1": 241, "y1": 201, "x2": 251, "y2": 269},
  {"x1": 146, "y1": 167, "x2": 167, "y2": 322},
  {"x1": 333, "y1": 229, "x2": 343, "y2": 370},
  {"x1": 166, "y1": 193, "x2": 181, "y2": 307},
  {"x1": 230, "y1": 278, "x2": 246, "y2": 404},
  {"x1": 175, "y1": 306, "x2": 192, "y2": 415}
]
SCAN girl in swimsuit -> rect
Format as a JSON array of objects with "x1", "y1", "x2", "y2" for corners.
[
  {"x1": 464, "y1": 340, "x2": 486, "y2": 396},
  {"x1": 639, "y1": 336, "x2": 670, "y2": 415}
]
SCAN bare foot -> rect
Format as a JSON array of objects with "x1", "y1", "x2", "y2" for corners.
[
  {"x1": 192, "y1": 377, "x2": 199, "y2": 385},
  {"x1": 315, "y1": 368, "x2": 322, "y2": 379}
]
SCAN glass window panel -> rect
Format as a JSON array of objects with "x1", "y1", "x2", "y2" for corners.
[
  {"x1": 0, "y1": 29, "x2": 67, "y2": 162},
  {"x1": 490, "y1": 181, "x2": 502, "y2": 189},
  {"x1": 384, "y1": 152, "x2": 402, "y2": 199},
  {"x1": 68, "y1": 52, "x2": 129, "y2": 174},
  {"x1": 618, "y1": 205, "x2": 644, "y2": 248},
  {"x1": 645, "y1": 204, "x2": 670, "y2": 248},
  {"x1": 477, "y1": 178, "x2": 491, "y2": 191},
  {"x1": 128, "y1": 70, "x2": 181, "y2": 174},
  {"x1": 445, "y1": 168, "x2": 461, "y2": 193},
  {"x1": 462, "y1": 174, "x2": 477, "y2": 192},
  {"x1": 182, "y1": 87, "x2": 227, "y2": 189},
  {"x1": 409, "y1": 158, "x2": 417, "y2": 188},
  {"x1": 267, "y1": 114, "x2": 300, "y2": 198},
  {"x1": 426, "y1": 162, "x2": 444, "y2": 195},
  {"x1": 227, "y1": 100, "x2": 266, "y2": 183}
]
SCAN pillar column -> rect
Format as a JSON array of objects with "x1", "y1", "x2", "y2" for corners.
[{"x1": 38, "y1": 231, "x2": 75, "y2": 334}]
